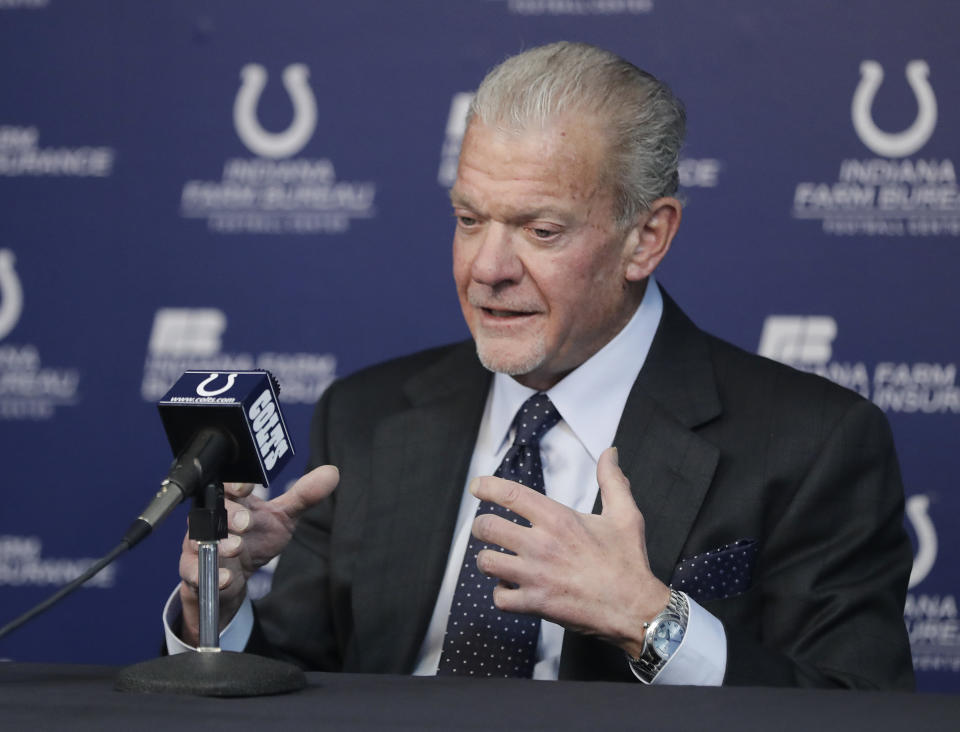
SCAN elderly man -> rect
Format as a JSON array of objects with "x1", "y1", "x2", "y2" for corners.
[{"x1": 167, "y1": 42, "x2": 914, "y2": 688}]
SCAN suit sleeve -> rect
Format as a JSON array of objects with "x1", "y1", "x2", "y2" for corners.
[
  {"x1": 716, "y1": 398, "x2": 915, "y2": 689},
  {"x1": 244, "y1": 382, "x2": 346, "y2": 670}
]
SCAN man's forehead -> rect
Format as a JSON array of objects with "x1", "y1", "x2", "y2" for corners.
[
  {"x1": 464, "y1": 116, "x2": 604, "y2": 155},
  {"x1": 451, "y1": 122, "x2": 610, "y2": 215}
]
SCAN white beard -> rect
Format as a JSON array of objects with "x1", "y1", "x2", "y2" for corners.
[{"x1": 474, "y1": 330, "x2": 548, "y2": 378}]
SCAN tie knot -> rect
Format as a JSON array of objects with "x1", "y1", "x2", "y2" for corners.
[{"x1": 511, "y1": 393, "x2": 561, "y2": 447}]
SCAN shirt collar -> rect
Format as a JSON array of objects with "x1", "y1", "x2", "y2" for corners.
[{"x1": 489, "y1": 276, "x2": 663, "y2": 460}]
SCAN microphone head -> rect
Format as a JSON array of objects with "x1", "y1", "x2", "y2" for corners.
[{"x1": 158, "y1": 370, "x2": 295, "y2": 486}]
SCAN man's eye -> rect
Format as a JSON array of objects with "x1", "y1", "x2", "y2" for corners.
[
  {"x1": 457, "y1": 215, "x2": 478, "y2": 227},
  {"x1": 530, "y1": 228, "x2": 556, "y2": 239}
]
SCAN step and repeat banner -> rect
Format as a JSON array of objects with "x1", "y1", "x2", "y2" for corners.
[{"x1": 0, "y1": 0, "x2": 956, "y2": 692}]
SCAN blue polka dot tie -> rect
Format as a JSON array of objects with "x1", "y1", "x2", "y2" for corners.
[{"x1": 437, "y1": 393, "x2": 562, "y2": 678}]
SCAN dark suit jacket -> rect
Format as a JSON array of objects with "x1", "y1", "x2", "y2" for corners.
[{"x1": 249, "y1": 293, "x2": 915, "y2": 689}]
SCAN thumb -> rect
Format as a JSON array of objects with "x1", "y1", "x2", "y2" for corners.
[
  {"x1": 597, "y1": 446, "x2": 636, "y2": 515},
  {"x1": 273, "y1": 464, "x2": 340, "y2": 520}
]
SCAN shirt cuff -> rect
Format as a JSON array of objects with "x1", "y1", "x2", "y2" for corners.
[
  {"x1": 630, "y1": 593, "x2": 727, "y2": 686},
  {"x1": 162, "y1": 583, "x2": 255, "y2": 655}
]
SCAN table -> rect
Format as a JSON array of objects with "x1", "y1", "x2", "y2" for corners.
[{"x1": 1, "y1": 663, "x2": 958, "y2": 731}]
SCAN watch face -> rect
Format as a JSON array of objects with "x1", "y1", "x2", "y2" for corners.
[{"x1": 650, "y1": 619, "x2": 685, "y2": 660}]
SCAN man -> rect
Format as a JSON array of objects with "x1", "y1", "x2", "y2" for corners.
[{"x1": 167, "y1": 42, "x2": 914, "y2": 688}]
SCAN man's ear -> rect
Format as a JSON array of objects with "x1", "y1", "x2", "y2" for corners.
[{"x1": 624, "y1": 197, "x2": 682, "y2": 282}]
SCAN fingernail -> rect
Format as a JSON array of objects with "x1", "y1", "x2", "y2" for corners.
[
  {"x1": 233, "y1": 510, "x2": 250, "y2": 531},
  {"x1": 611, "y1": 446, "x2": 619, "y2": 465},
  {"x1": 222, "y1": 535, "x2": 241, "y2": 552},
  {"x1": 468, "y1": 478, "x2": 479, "y2": 497},
  {"x1": 218, "y1": 568, "x2": 231, "y2": 589}
]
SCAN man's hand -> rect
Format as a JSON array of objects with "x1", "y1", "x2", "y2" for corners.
[
  {"x1": 471, "y1": 446, "x2": 669, "y2": 659},
  {"x1": 178, "y1": 464, "x2": 339, "y2": 646}
]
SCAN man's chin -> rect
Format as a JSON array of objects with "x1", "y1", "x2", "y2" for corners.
[{"x1": 474, "y1": 341, "x2": 546, "y2": 379}]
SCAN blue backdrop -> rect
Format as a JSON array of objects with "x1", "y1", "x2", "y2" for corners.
[{"x1": 0, "y1": 0, "x2": 957, "y2": 693}]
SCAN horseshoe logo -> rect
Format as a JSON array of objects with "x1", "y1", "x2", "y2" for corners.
[
  {"x1": 233, "y1": 63, "x2": 317, "y2": 159},
  {"x1": 906, "y1": 494, "x2": 937, "y2": 589},
  {"x1": 0, "y1": 249, "x2": 24, "y2": 341},
  {"x1": 852, "y1": 60, "x2": 937, "y2": 158},
  {"x1": 196, "y1": 372, "x2": 238, "y2": 397}
]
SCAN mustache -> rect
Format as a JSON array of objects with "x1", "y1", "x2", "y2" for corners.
[
  {"x1": 467, "y1": 294, "x2": 542, "y2": 313},
  {"x1": 466, "y1": 285, "x2": 542, "y2": 313}
]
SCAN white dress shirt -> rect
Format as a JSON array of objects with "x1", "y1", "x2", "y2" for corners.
[{"x1": 166, "y1": 276, "x2": 725, "y2": 685}]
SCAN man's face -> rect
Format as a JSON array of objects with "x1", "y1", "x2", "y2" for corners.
[{"x1": 451, "y1": 117, "x2": 641, "y2": 390}]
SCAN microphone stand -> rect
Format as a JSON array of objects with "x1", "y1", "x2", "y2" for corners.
[{"x1": 115, "y1": 482, "x2": 306, "y2": 697}]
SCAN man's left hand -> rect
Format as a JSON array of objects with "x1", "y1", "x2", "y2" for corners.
[{"x1": 470, "y1": 446, "x2": 670, "y2": 658}]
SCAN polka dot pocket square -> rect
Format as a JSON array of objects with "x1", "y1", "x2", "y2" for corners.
[{"x1": 668, "y1": 539, "x2": 758, "y2": 602}]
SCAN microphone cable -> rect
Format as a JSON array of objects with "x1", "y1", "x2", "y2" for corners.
[{"x1": 0, "y1": 539, "x2": 131, "y2": 641}]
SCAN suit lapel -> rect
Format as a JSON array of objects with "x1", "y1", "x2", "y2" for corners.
[
  {"x1": 616, "y1": 290, "x2": 721, "y2": 582},
  {"x1": 351, "y1": 342, "x2": 491, "y2": 672},
  {"x1": 615, "y1": 394, "x2": 720, "y2": 583},
  {"x1": 560, "y1": 292, "x2": 721, "y2": 680}
]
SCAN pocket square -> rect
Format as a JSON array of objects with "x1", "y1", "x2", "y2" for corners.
[{"x1": 668, "y1": 539, "x2": 758, "y2": 602}]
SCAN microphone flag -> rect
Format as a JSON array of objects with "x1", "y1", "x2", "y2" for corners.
[{"x1": 158, "y1": 369, "x2": 294, "y2": 487}]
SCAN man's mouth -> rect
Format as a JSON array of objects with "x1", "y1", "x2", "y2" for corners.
[{"x1": 482, "y1": 307, "x2": 532, "y2": 318}]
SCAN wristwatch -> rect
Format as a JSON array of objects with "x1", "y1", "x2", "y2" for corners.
[{"x1": 627, "y1": 589, "x2": 689, "y2": 683}]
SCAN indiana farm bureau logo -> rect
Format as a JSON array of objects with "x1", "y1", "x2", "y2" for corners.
[
  {"x1": 792, "y1": 60, "x2": 958, "y2": 238},
  {"x1": 180, "y1": 63, "x2": 377, "y2": 236}
]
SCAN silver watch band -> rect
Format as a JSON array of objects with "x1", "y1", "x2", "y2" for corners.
[{"x1": 627, "y1": 589, "x2": 689, "y2": 683}]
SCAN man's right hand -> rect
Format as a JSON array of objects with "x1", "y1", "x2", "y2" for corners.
[{"x1": 177, "y1": 464, "x2": 339, "y2": 646}]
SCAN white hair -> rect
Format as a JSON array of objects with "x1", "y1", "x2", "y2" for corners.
[{"x1": 468, "y1": 42, "x2": 686, "y2": 226}]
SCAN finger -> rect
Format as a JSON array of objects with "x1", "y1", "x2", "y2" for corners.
[
  {"x1": 472, "y1": 512, "x2": 528, "y2": 554},
  {"x1": 218, "y1": 534, "x2": 243, "y2": 558},
  {"x1": 491, "y1": 580, "x2": 528, "y2": 614},
  {"x1": 596, "y1": 446, "x2": 638, "y2": 515},
  {"x1": 179, "y1": 552, "x2": 199, "y2": 592},
  {"x1": 181, "y1": 530, "x2": 198, "y2": 555},
  {"x1": 469, "y1": 476, "x2": 546, "y2": 524},
  {"x1": 475, "y1": 547, "x2": 525, "y2": 584},
  {"x1": 180, "y1": 551, "x2": 237, "y2": 588},
  {"x1": 226, "y1": 500, "x2": 252, "y2": 534},
  {"x1": 225, "y1": 482, "x2": 257, "y2": 499},
  {"x1": 272, "y1": 464, "x2": 339, "y2": 521}
]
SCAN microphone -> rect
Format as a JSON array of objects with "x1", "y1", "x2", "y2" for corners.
[
  {"x1": 124, "y1": 370, "x2": 295, "y2": 548},
  {"x1": 0, "y1": 369, "x2": 296, "y2": 645}
]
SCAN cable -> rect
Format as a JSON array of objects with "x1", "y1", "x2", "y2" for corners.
[
  {"x1": 0, "y1": 479, "x2": 192, "y2": 642},
  {"x1": 0, "y1": 540, "x2": 130, "y2": 642}
]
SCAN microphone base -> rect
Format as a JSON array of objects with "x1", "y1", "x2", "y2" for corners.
[{"x1": 115, "y1": 651, "x2": 307, "y2": 697}]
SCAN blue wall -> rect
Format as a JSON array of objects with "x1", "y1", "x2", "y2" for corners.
[{"x1": 0, "y1": 0, "x2": 957, "y2": 692}]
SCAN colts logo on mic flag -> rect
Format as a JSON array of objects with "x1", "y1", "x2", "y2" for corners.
[{"x1": 158, "y1": 370, "x2": 294, "y2": 486}]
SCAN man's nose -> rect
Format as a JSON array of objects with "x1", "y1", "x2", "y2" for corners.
[{"x1": 470, "y1": 223, "x2": 523, "y2": 287}]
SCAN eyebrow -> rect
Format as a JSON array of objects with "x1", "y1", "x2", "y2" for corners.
[
  {"x1": 449, "y1": 188, "x2": 474, "y2": 209},
  {"x1": 450, "y1": 190, "x2": 568, "y2": 224}
]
